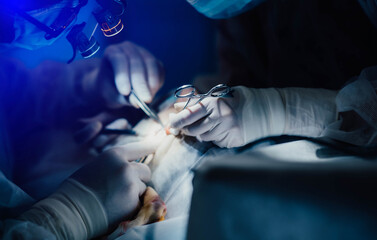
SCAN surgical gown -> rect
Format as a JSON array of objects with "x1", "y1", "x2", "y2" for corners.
[{"x1": 0, "y1": 58, "x2": 106, "y2": 239}]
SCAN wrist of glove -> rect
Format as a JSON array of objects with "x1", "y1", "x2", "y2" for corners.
[
  {"x1": 277, "y1": 87, "x2": 337, "y2": 137},
  {"x1": 236, "y1": 86, "x2": 286, "y2": 144},
  {"x1": 19, "y1": 179, "x2": 108, "y2": 240}
]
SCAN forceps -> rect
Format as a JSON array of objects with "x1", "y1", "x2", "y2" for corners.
[
  {"x1": 131, "y1": 90, "x2": 165, "y2": 129},
  {"x1": 174, "y1": 84, "x2": 231, "y2": 110},
  {"x1": 102, "y1": 91, "x2": 164, "y2": 135}
]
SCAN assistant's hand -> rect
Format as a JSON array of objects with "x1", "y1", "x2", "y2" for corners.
[
  {"x1": 71, "y1": 140, "x2": 158, "y2": 228},
  {"x1": 99, "y1": 41, "x2": 165, "y2": 108},
  {"x1": 18, "y1": 140, "x2": 158, "y2": 239},
  {"x1": 169, "y1": 86, "x2": 286, "y2": 148}
]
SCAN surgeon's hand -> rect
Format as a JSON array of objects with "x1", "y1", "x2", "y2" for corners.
[
  {"x1": 71, "y1": 140, "x2": 157, "y2": 228},
  {"x1": 99, "y1": 41, "x2": 165, "y2": 109},
  {"x1": 169, "y1": 95, "x2": 244, "y2": 148},
  {"x1": 72, "y1": 41, "x2": 164, "y2": 144},
  {"x1": 169, "y1": 86, "x2": 286, "y2": 148}
]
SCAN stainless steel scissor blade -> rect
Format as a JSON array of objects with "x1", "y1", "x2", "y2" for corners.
[{"x1": 131, "y1": 90, "x2": 165, "y2": 129}]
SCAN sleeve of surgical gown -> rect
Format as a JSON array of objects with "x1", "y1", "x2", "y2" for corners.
[
  {"x1": 1, "y1": 179, "x2": 108, "y2": 240},
  {"x1": 0, "y1": 170, "x2": 55, "y2": 239},
  {"x1": 0, "y1": 58, "x2": 109, "y2": 239},
  {"x1": 253, "y1": 66, "x2": 377, "y2": 146},
  {"x1": 276, "y1": 87, "x2": 338, "y2": 137},
  {"x1": 322, "y1": 66, "x2": 377, "y2": 146},
  {"x1": 236, "y1": 86, "x2": 338, "y2": 144},
  {"x1": 0, "y1": 58, "x2": 104, "y2": 133}
]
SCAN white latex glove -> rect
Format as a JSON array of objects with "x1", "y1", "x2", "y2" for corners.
[
  {"x1": 169, "y1": 86, "x2": 286, "y2": 148},
  {"x1": 71, "y1": 140, "x2": 158, "y2": 227},
  {"x1": 60, "y1": 42, "x2": 163, "y2": 144},
  {"x1": 19, "y1": 140, "x2": 158, "y2": 240},
  {"x1": 100, "y1": 41, "x2": 165, "y2": 108}
]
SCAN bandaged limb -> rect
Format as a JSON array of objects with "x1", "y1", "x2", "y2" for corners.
[{"x1": 17, "y1": 179, "x2": 108, "y2": 240}]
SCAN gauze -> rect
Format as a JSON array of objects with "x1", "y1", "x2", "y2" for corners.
[{"x1": 186, "y1": 0, "x2": 265, "y2": 19}]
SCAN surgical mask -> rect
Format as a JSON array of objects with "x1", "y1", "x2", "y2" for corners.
[
  {"x1": 186, "y1": 0, "x2": 265, "y2": 19},
  {"x1": 10, "y1": 0, "x2": 79, "y2": 50}
]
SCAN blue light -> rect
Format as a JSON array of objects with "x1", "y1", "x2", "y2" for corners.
[{"x1": 2, "y1": 0, "x2": 217, "y2": 98}]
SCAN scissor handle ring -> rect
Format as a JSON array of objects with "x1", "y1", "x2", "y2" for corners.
[
  {"x1": 175, "y1": 84, "x2": 196, "y2": 98},
  {"x1": 209, "y1": 84, "x2": 231, "y2": 97}
]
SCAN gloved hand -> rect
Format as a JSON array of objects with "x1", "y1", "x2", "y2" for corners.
[
  {"x1": 71, "y1": 140, "x2": 158, "y2": 227},
  {"x1": 169, "y1": 86, "x2": 286, "y2": 148},
  {"x1": 98, "y1": 41, "x2": 165, "y2": 109},
  {"x1": 19, "y1": 140, "x2": 158, "y2": 240},
  {"x1": 72, "y1": 41, "x2": 164, "y2": 143}
]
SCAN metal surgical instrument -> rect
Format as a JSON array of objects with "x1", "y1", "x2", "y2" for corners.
[
  {"x1": 131, "y1": 90, "x2": 165, "y2": 129},
  {"x1": 174, "y1": 84, "x2": 231, "y2": 110}
]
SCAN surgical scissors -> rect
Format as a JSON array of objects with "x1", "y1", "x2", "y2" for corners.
[
  {"x1": 131, "y1": 90, "x2": 165, "y2": 129},
  {"x1": 174, "y1": 84, "x2": 231, "y2": 110}
]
